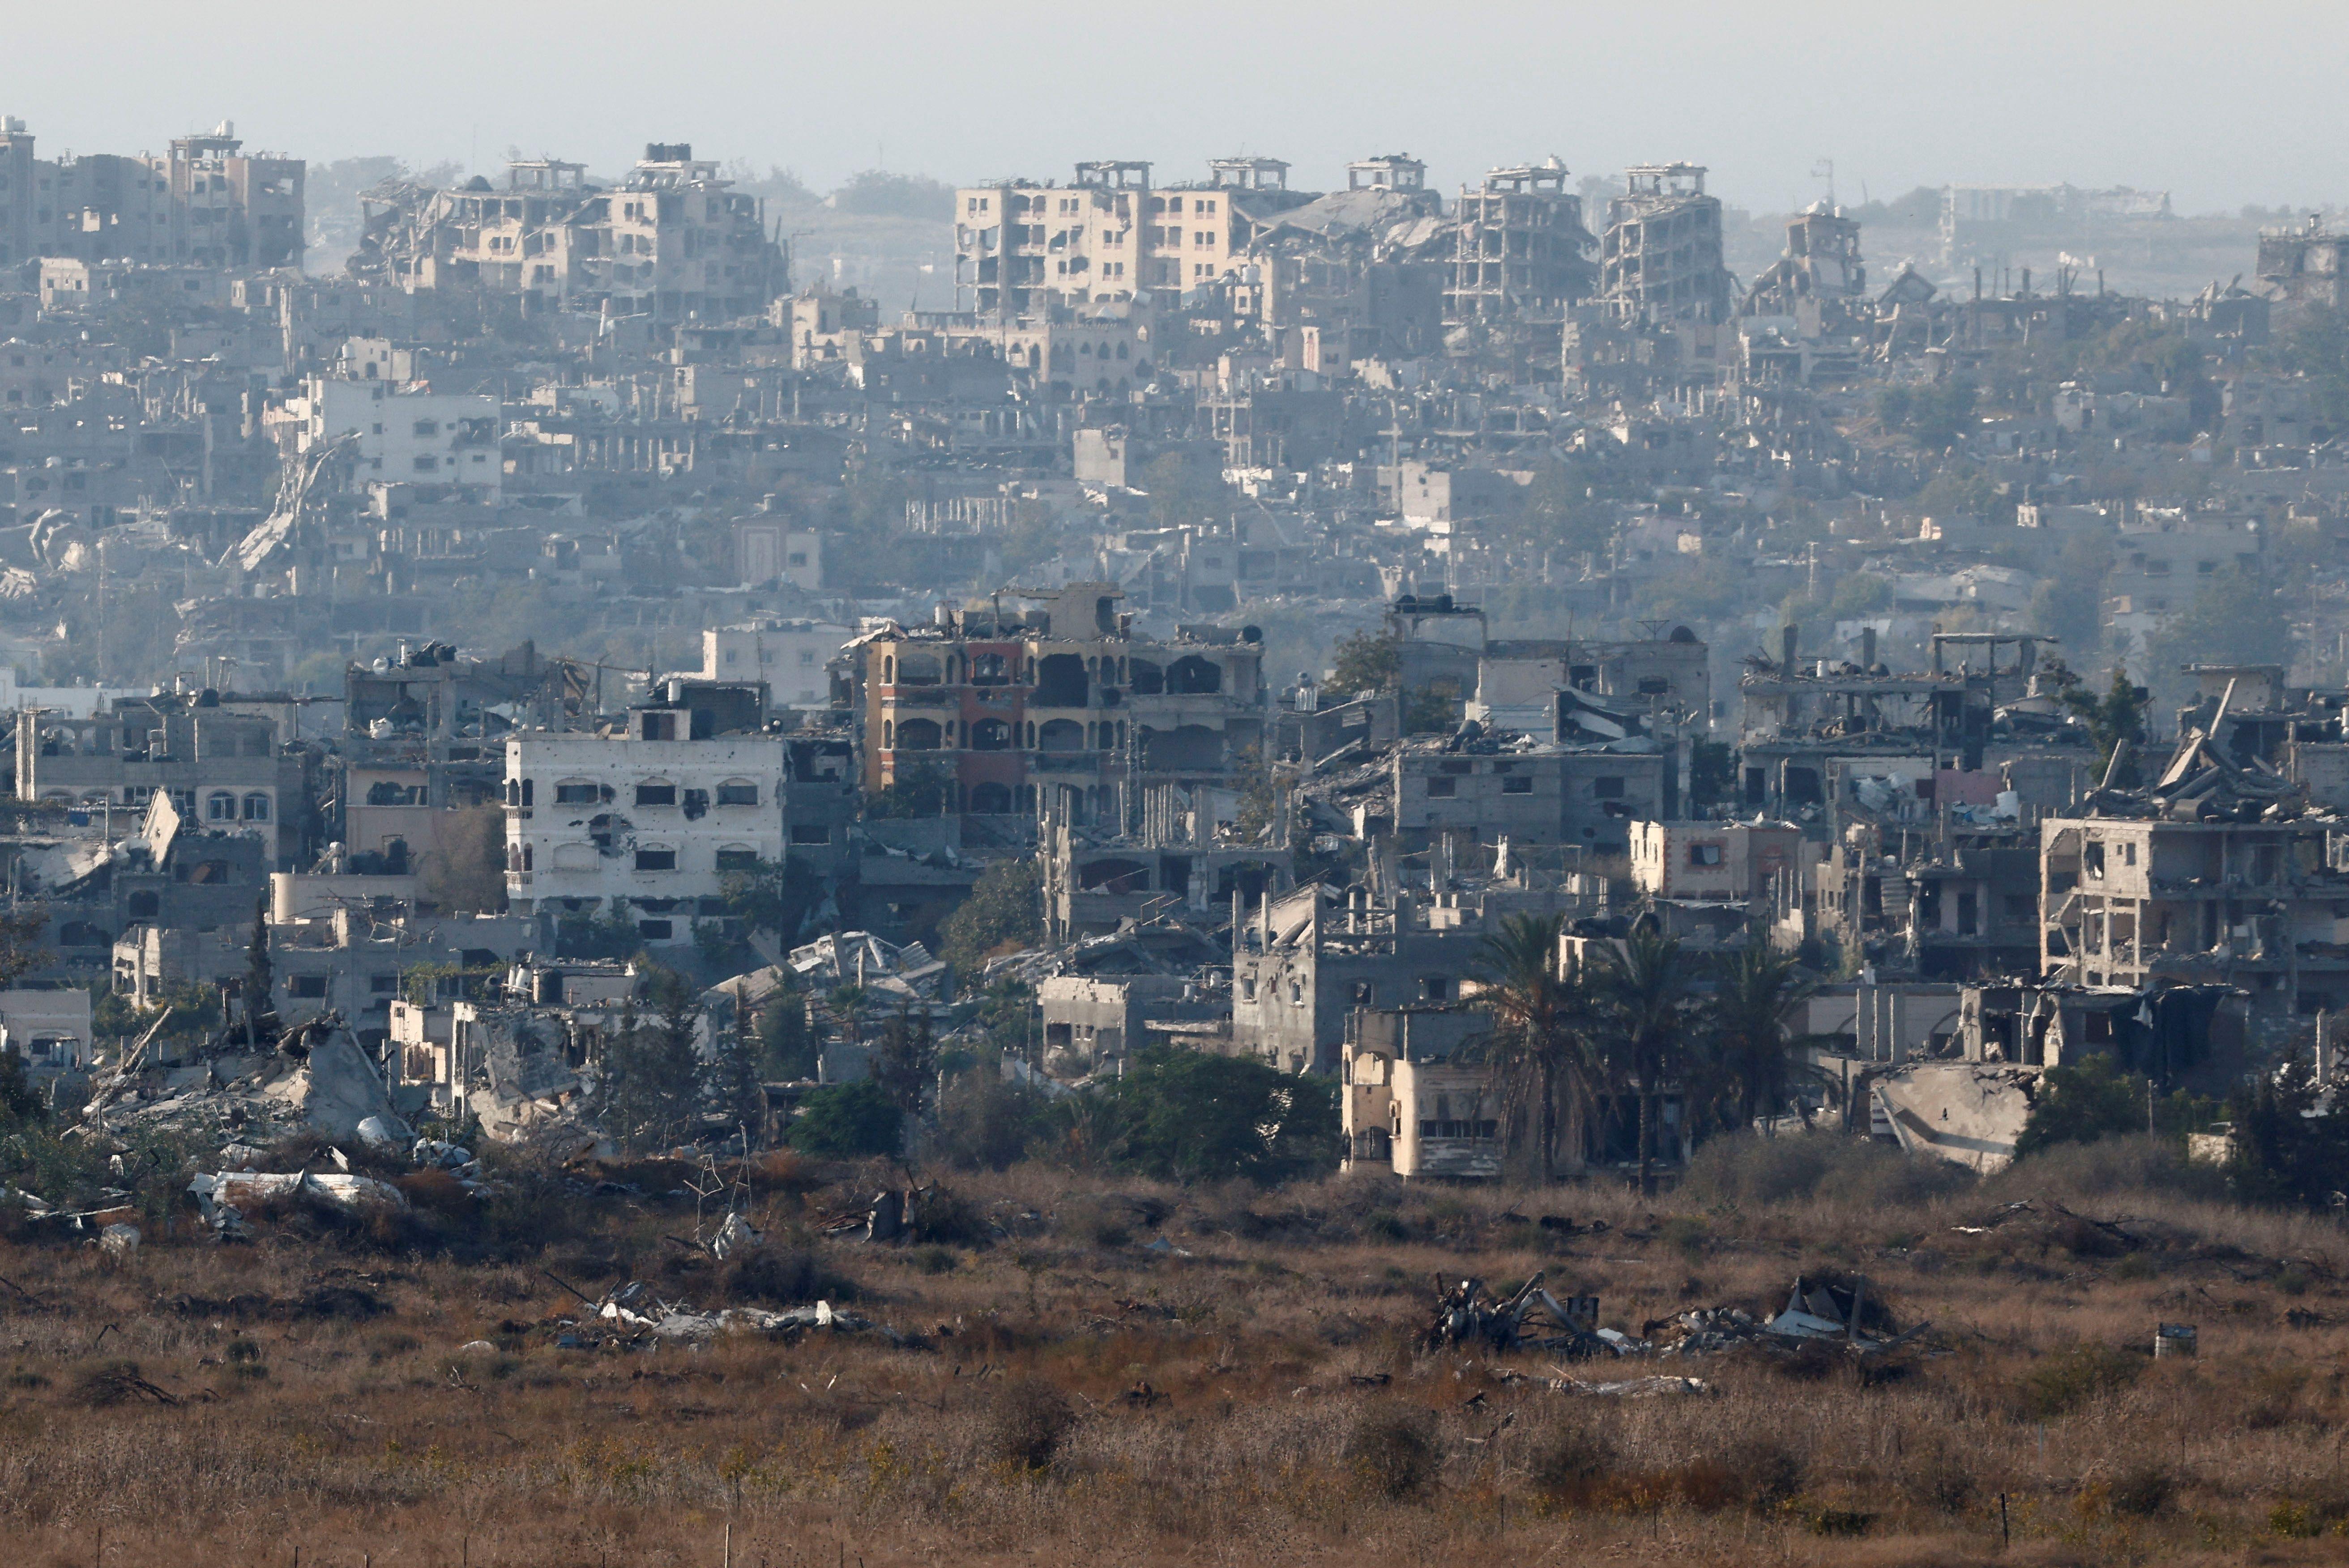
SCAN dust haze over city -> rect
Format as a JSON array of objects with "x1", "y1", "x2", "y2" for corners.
[{"x1": 13, "y1": 7, "x2": 2349, "y2": 1565}]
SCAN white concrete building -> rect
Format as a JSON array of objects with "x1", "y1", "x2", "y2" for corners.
[
  {"x1": 503, "y1": 681, "x2": 785, "y2": 948},
  {"x1": 0, "y1": 987, "x2": 92, "y2": 1080},
  {"x1": 697, "y1": 621, "x2": 850, "y2": 710},
  {"x1": 286, "y1": 377, "x2": 501, "y2": 501}
]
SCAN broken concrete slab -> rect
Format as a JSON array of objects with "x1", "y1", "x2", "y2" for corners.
[{"x1": 1871, "y1": 1061, "x2": 2037, "y2": 1172}]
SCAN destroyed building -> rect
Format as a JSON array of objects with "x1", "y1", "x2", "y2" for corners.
[
  {"x1": 350, "y1": 145, "x2": 786, "y2": 321},
  {"x1": 1442, "y1": 159, "x2": 1595, "y2": 325},
  {"x1": 0, "y1": 118, "x2": 303, "y2": 270},
  {"x1": 841, "y1": 583, "x2": 1266, "y2": 831},
  {"x1": 1598, "y1": 164, "x2": 1733, "y2": 325},
  {"x1": 503, "y1": 677, "x2": 783, "y2": 952}
]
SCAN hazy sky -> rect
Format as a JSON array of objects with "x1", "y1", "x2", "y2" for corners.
[{"x1": 11, "y1": 1, "x2": 2347, "y2": 213}]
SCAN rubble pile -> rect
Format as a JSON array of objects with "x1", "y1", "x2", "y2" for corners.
[{"x1": 1426, "y1": 1271, "x2": 1930, "y2": 1363}]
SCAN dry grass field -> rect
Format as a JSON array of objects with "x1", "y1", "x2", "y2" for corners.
[{"x1": 8, "y1": 1135, "x2": 2349, "y2": 1568}]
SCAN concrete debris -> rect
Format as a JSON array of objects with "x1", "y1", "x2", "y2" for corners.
[
  {"x1": 98, "y1": 1222, "x2": 141, "y2": 1258},
  {"x1": 1433, "y1": 1269, "x2": 1923, "y2": 1360},
  {"x1": 709, "y1": 1211, "x2": 762, "y2": 1260},
  {"x1": 1424, "y1": 1271, "x2": 1603, "y2": 1355},
  {"x1": 570, "y1": 1281, "x2": 911, "y2": 1348},
  {"x1": 412, "y1": 1139, "x2": 474, "y2": 1170},
  {"x1": 355, "y1": 1114, "x2": 414, "y2": 1150},
  {"x1": 1870, "y1": 1063, "x2": 2037, "y2": 1172},
  {"x1": 787, "y1": 931, "x2": 946, "y2": 1002},
  {"x1": 1550, "y1": 1374, "x2": 1710, "y2": 1397},
  {"x1": 187, "y1": 1169, "x2": 408, "y2": 1237}
]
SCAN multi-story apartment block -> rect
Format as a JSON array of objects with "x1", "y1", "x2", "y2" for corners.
[
  {"x1": 503, "y1": 679, "x2": 785, "y2": 949},
  {"x1": 351, "y1": 144, "x2": 784, "y2": 323},
  {"x1": 842, "y1": 582, "x2": 1265, "y2": 828},
  {"x1": 0, "y1": 118, "x2": 302, "y2": 271},
  {"x1": 2040, "y1": 810, "x2": 2349, "y2": 1044},
  {"x1": 17, "y1": 695, "x2": 310, "y2": 868},
  {"x1": 1443, "y1": 160, "x2": 1596, "y2": 324},
  {"x1": 954, "y1": 158, "x2": 1305, "y2": 319},
  {"x1": 280, "y1": 377, "x2": 503, "y2": 501},
  {"x1": 697, "y1": 621, "x2": 851, "y2": 711},
  {"x1": 1599, "y1": 163, "x2": 1733, "y2": 325}
]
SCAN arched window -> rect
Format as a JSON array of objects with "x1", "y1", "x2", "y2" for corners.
[
  {"x1": 206, "y1": 792, "x2": 236, "y2": 822},
  {"x1": 243, "y1": 793, "x2": 271, "y2": 822},
  {"x1": 553, "y1": 778, "x2": 599, "y2": 805},
  {"x1": 969, "y1": 781, "x2": 1013, "y2": 814},
  {"x1": 1038, "y1": 719, "x2": 1087, "y2": 752},
  {"x1": 634, "y1": 778, "x2": 677, "y2": 807},
  {"x1": 895, "y1": 717, "x2": 942, "y2": 750},
  {"x1": 521, "y1": 844, "x2": 534, "y2": 872},
  {"x1": 969, "y1": 717, "x2": 1012, "y2": 751},
  {"x1": 715, "y1": 779, "x2": 759, "y2": 806}
]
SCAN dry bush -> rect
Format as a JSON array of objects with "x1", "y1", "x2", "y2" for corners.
[
  {"x1": 1525, "y1": 1409, "x2": 1619, "y2": 1505},
  {"x1": 2110, "y1": 1460, "x2": 2174, "y2": 1517},
  {"x1": 2016, "y1": 1342, "x2": 2143, "y2": 1420},
  {"x1": 1344, "y1": 1402, "x2": 1439, "y2": 1499},
  {"x1": 715, "y1": 1245, "x2": 850, "y2": 1305},
  {"x1": 987, "y1": 1376, "x2": 1076, "y2": 1471}
]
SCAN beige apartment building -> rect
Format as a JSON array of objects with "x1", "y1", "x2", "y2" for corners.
[
  {"x1": 0, "y1": 118, "x2": 303, "y2": 271},
  {"x1": 954, "y1": 158, "x2": 1299, "y2": 319}
]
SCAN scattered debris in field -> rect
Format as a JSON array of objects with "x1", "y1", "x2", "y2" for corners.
[
  {"x1": 1424, "y1": 1271, "x2": 1603, "y2": 1355},
  {"x1": 1550, "y1": 1374, "x2": 1710, "y2": 1397}
]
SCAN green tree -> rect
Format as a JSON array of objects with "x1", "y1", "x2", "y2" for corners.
[
  {"x1": 867, "y1": 757, "x2": 952, "y2": 818},
  {"x1": 2015, "y1": 1052, "x2": 2146, "y2": 1157},
  {"x1": 828, "y1": 169, "x2": 954, "y2": 219},
  {"x1": 757, "y1": 980, "x2": 818, "y2": 1079},
  {"x1": 1705, "y1": 942, "x2": 1822, "y2": 1131},
  {"x1": 0, "y1": 904, "x2": 51, "y2": 988},
  {"x1": 2057, "y1": 665, "x2": 2150, "y2": 788},
  {"x1": 601, "y1": 972, "x2": 705, "y2": 1152},
  {"x1": 708, "y1": 983, "x2": 767, "y2": 1133},
  {"x1": 1094, "y1": 1048, "x2": 1338, "y2": 1184},
  {"x1": 2143, "y1": 568, "x2": 2293, "y2": 690},
  {"x1": 1140, "y1": 452, "x2": 1229, "y2": 529},
  {"x1": 1473, "y1": 913, "x2": 1602, "y2": 1181},
  {"x1": 940, "y1": 857, "x2": 1042, "y2": 980},
  {"x1": 1591, "y1": 924, "x2": 1701, "y2": 1197},
  {"x1": 867, "y1": 1003, "x2": 936, "y2": 1118},
  {"x1": 243, "y1": 888, "x2": 273, "y2": 1042},
  {"x1": 934, "y1": 1067, "x2": 1050, "y2": 1170},
  {"x1": 789, "y1": 1079, "x2": 903, "y2": 1157},
  {"x1": 719, "y1": 854, "x2": 826, "y2": 944},
  {"x1": 2226, "y1": 1057, "x2": 2349, "y2": 1207},
  {"x1": 1327, "y1": 630, "x2": 1400, "y2": 695},
  {"x1": 1689, "y1": 740, "x2": 1736, "y2": 809},
  {"x1": 0, "y1": 1044, "x2": 43, "y2": 1128}
]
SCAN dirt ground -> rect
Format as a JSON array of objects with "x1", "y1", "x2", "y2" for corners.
[{"x1": 9, "y1": 1140, "x2": 2349, "y2": 1567}]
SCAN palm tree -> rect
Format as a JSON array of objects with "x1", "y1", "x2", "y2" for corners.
[
  {"x1": 1709, "y1": 942, "x2": 1822, "y2": 1132},
  {"x1": 1472, "y1": 913, "x2": 1599, "y2": 1181},
  {"x1": 1591, "y1": 922, "x2": 1700, "y2": 1197}
]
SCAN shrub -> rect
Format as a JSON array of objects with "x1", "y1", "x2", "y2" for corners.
[
  {"x1": 1090, "y1": 1048, "x2": 1340, "y2": 1185},
  {"x1": 1345, "y1": 1403, "x2": 1439, "y2": 1499},
  {"x1": 2110, "y1": 1461, "x2": 2174, "y2": 1517},
  {"x1": 1680, "y1": 1133, "x2": 1973, "y2": 1208},
  {"x1": 933, "y1": 1070, "x2": 1050, "y2": 1171},
  {"x1": 988, "y1": 1378, "x2": 1075, "y2": 1471},
  {"x1": 2018, "y1": 1342, "x2": 2142, "y2": 1420},
  {"x1": 789, "y1": 1081, "x2": 902, "y2": 1158},
  {"x1": 717, "y1": 1247, "x2": 850, "y2": 1306},
  {"x1": 1526, "y1": 1413, "x2": 1618, "y2": 1505},
  {"x1": 2016, "y1": 1054, "x2": 2149, "y2": 1156},
  {"x1": 1745, "y1": 1441, "x2": 1806, "y2": 1513}
]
